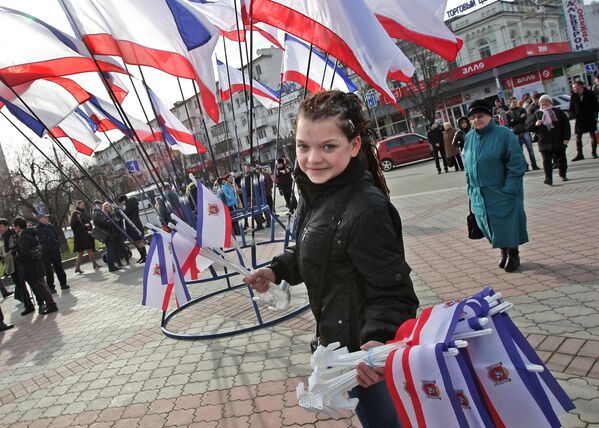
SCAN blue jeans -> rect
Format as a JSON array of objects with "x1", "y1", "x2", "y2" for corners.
[
  {"x1": 517, "y1": 132, "x2": 538, "y2": 168},
  {"x1": 349, "y1": 381, "x2": 402, "y2": 428}
]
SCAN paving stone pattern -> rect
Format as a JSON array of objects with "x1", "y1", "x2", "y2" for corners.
[{"x1": 1, "y1": 161, "x2": 599, "y2": 427}]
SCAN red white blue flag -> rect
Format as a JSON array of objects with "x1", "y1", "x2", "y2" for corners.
[
  {"x1": 183, "y1": 0, "x2": 246, "y2": 42},
  {"x1": 171, "y1": 223, "x2": 214, "y2": 282},
  {"x1": 104, "y1": 73, "x2": 129, "y2": 104},
  {"x1": 142, "y1": 229, "x2": 175, "y2": 310},
  {"x1": 282, "y1": 34, "x2": 357, "y2": 94},
  {"x1": 61, "y1": 0, "x2": 221, "y2": 123},
  {"x1": 217, "y1": 60, "x2": 280, "y2": 109},
  {"x1": 50, "y1": 108, "x2": 102, "y2": 156},
  {"x1": 147, "y1": 87, "x2": 206, "y2": 155},
  {"x1": 0, "y1": 77, "x2": 89, "y2": 137},
  {"x1": 249, "y1": 0, "x2": 414, "y2": 108},
  {"x1": 365, "y1": 0, "x2": 463, "y2": 61},
  {"x1": 196, "y1": 181, "x2": 232, "y2": 249}
]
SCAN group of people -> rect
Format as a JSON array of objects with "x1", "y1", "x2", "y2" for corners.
[{"x1": 426, "y1": 121, "x2": 465, "y2": 174}]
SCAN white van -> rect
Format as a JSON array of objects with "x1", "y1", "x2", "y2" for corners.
[{"x1": 125, "y1": 183, "x2": 170, "y2": 227}]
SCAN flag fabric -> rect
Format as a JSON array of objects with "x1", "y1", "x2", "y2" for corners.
[
  {"x1": 196, "y1": 181, "x2": 232, "y2": 248},
  {"x1": 104, "y1": 72, "x2": 129, "y2": 103},
  {"x1": 50, "y1": 108, "x2": 102, "y2": 156},
  {"x1": 171, "y1": 225, "x2": 214, "y2": 282},
  {"x1": 183, "y1": 0, "x2": 246, "y2": 42},
  {"x1": 171, "y1": 246, "x2": 193, "y2": 307},
  {"x1": 142, "y1": 229, "x2": 175, "y2": 310},
  {"x1": 0, "y1": 77, "x2": 90, "y2": 136},
  {"x1": 249, "y1": 0, "x2": 414, "y2": 107},
  {"x1": 251, "y1": 22, "x2": 283, "y2": 49},
  {"x1": 85, "y1": 94, "x2": 158, "y2": 142},
  {"x1": 365, "y1": 0, "x2": 463, "y2": 61},
  {"x1": 282, "y1": 34, "x2": 357, "y2": 94},
  {"x1": 147, "y1": 87, "x2": 205, "y2": 155},
  {"x1": 0, "y1": 6, "x2": 123, "y2": 87},
  {"x1": 216, "y1": 60, "x2": 280, "y2": 109},
  {"x1": 61, "y1": 0, "x2": 221, "y2": 123}
]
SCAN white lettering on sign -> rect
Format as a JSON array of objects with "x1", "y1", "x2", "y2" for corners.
[
  {"x1": 445, "y1": 0, "x2": 514, "y2": 21},
  {"x1": 563, "y1": 0, "x2": 592, "y2": 51},
  {"x1": 462, "y1": 62, "x2": 486, "y2": 75}
]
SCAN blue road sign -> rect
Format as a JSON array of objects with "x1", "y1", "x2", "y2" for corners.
[
  {"x1": 585, "y1": 63, "x2": 597, "y2": 74},
  {"x1": 125, "y1": 160, "x2": 141, "y2": 174},
  {"x1": 366, "y1": 91, "x2": 378, "y2": 108}
]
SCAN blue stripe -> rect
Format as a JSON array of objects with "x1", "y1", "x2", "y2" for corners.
[
  {"x1": 171, "y1": 231, "x2": 192, "y2": 302},
  {"x1": 142, "y1": 234, "x2": 159, "y2": 305},
  {"x1": 88, "y1": 95, "x2": 131, "y2": 135},
  {"x1": 165, "y1": 0, "x2": 213, "y2": 51},
  {"x1": 75, "y1": 107, "x2": 98, "y2": 132},
  {"x1": 435, "y1": 343, "x2": 469, "y2": 427},
  {"x1": 154, "y1": 233, "x2": 169, "y2": 284},
  {"x1": 456, "y1": 351, "x2": 495, "y2": 427},
  {"x1": 0, "y1": 96, "x2": 46, "y2": 136},
  {"x1": 196, "y1": 184, "x2": 204, "y2": 247}
]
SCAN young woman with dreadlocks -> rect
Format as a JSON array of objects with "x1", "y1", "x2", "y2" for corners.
[{"x1": 244, "y1": 90, "x2": 418, "y2": 426}]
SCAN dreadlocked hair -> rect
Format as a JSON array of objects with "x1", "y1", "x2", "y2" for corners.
[{"x1": 297, "y1": 90, "x2": 390, "y2": 197}]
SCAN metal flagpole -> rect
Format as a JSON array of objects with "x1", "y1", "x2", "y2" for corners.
[
  {"x1": 191, "y1": 80, "x2": 220, "y2": 180},
  {"x1": 222, "y1": 38, "x2": 244, "y2": 171},
  {"x1": 303, "y1": 44, "x2": 314, "y2": 100},
  {"x1": 329, "y1": 59, "x2": 339, "y2": 90}
]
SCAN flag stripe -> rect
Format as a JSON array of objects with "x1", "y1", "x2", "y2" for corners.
[
  {"x1": 181, "y1": 244, "x2": 201, "y2": 280},
  {"x1": 411, "y1": 306, "x2": 432, "y2": 345},
  {"x1": 402, "y1": 346, "x2": 426, "y2": 427},
  {"x1": 435, "y1": 345, "x2": 469, "y2": 427},
  {"x1": 161, "y1": 282, "x2": 174, "y2": 311},
  {"x1": 282, "y1": 70, "x2": 323, "y2": 94},
  {"x1": 385, "y1": 349, "x2": 414, "y2": 428},
  {"x1": 196, "y1": 184, "x2": 205, "y2": 248}
]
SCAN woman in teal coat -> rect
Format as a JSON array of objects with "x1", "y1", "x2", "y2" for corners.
[{"x1": 463, "y1": 99, "x2": 529, "y2": 272}]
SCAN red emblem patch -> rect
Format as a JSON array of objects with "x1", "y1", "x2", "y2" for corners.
[
  {"x1": 455, "y1": 390, "x2": 470, "y2": 409},
  {"x1": 487, "y1": 362, "x2": 511, "y2": 385},
  {"x1": 153, "y1": 264, "x2": 161, "y2": 276},
  {"x1": 208, "y1": 204, "x2": 219, "y2": 216},
  {"x1": 421, "y1": 380, "x2": 441, "y2": 399}
]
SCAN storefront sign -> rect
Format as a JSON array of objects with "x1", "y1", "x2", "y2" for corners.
[
  {"x1": 563, "y1": 0, "x2": 592, "y2": 51},
  {"x1": 540, "y1": 67, "x2": 554, "y2": 80},
  {"x1": 445, "y1": 0, "x2": 513, "y2": 21},
  {"x1": 512, "y1": 71, "x2": 540, "y2": 87}
]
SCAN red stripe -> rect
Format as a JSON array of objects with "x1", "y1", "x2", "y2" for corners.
[
  {"x1": 224, "y1": 204, "x2": 232, "y2": 248},
  {"x1": 226, "y1": 82, "x2": 278, "y2": 103},
  {"x1": 385, "y1": 350, "x2": 413, "y2": 428},
  {"x1": 394, "y1": 318, "x2": 417, "y2": 342},
  {"x1": 0, "y1": 57, "x2": 122, "y2": 87},
  {"x1": 283, "y1": 70, "x2": 323, "y2": 94},
  {"x1": 472, "y1": 368, "x2": 506, "y2": 428},
  {"x1": 220, "y1": 28, "x2": 246, "y2": 42},
  {"x1": 252, "y1": 25, "x2": 284, "y2": 49},
  {"x1": 83, "y1": 34, "x2": 219, "y2": 123},
  {"x1": 377, "y1": 15, "x2": 463, "y2": 62},
  {"x1": 161, "y1": 283, "x2": 174, "y2": 311},
  {"x1": 402, "y1": 347, "x2": 426, "y2": 427},
  {"x1": 164, "y1": 123, "x2": 195, "y2": 146},
  {"x1": 51, "y1": 127, "x2": 95, "y2": 156},
  {"x1": 50, "y1": 127, "x2": 67, "y2": 138},
  {"x1": 251, "y1": 0, "x2": 405, "y2": 111},
  {"x1": 89, "y1": 115, "x2": 118, "y2": 132},
  {"x1": 181, "y1": 245, "x2": 201, "y2": 280},
  {"x1": 42, "y1": 77, "x2": 90, "y2": 104},
  {"x1": 410, "y1": 307, "x2": 432, "y2": 346}
]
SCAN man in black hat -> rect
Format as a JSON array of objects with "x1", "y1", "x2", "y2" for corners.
[{"x1": 36, "y1": 213, "x2": 69, "y2": 292}]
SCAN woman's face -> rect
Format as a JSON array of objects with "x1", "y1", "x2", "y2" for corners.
[
  {"x1": 296, "y1": 116, "x2": 361, "y2": 184},
  {"x1": 540, "y1": 99, "x2": 552, "y2": 109},
  {"x1": 470, "y1": 113, "x2": 492, "y2": 130},
  {"x1": 459, "y1": 120, "x2": 468, "y2": 130},
  {"x1": 77, "y1": 202, "x2": 85, "y2": 209}
]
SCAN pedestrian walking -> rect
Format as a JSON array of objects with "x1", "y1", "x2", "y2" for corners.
[
  {"x1": 443, "y1": 122, "x2": 464, "y2": 171},
  {"x1": 569, "y1": 80, "x2": 599, "y2": 161},
  {"x1": 117, "y1": 195, "x2": 147, "y2": 263},
  {"x1": 244, "y1": 90, "x2": 418, "y2": 428},
  {"x1": 527, "y1": 94, "x2": 570, "y2": 185},
  {"x1": 36, "y1": 213, "x2": 69, "y2": 292},
  {"x1": 70, "y1": 210, "x2": 100, "y2": 273},
  {"x1": 507, "y1": 98, "x2": 540, "y2": 170},
  {"x1": 13, "y1": 217, "x2": 58, "y2": 315},
  {"x1": 275, "y1": 158, "x2": 295, "y2": 214},
  {"x1": 463, "y1": 99, "x2": 529, "y2": 272},
  {"x1": 92, "y1": 202, "x2": 121, "y2": 272},
  {"x1": 427, "y1": 122, "x2": 448, "y2": 174},
  {"x1": 452, "y1": 116, "x2": 470, "y2": 151}
]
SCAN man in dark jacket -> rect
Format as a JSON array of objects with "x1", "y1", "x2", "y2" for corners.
[
  {"x1": 507, "y1": 98, "x2": 540, "y2": 170},
  {"x1": 569, "y1": 80, "x2": 599, "y2": 161},
  {"x1": 36, "y1": 214, "x2": 69, "y2": 292},
  {"x1": 275, "y1": 158, "x2": 294, "y2": 214},
  {"x1": 118, "y1": 195, "x2": 147, "y2": 263},
  {"x1": 241, "y1": 163, "x2": 265, "y2": 230},
  {"x1": 13, "y1": 217, "x2": 58, "y2": 315},
  {"x1": 426, "y1": 122, "x2": 448, "y2": 174}
]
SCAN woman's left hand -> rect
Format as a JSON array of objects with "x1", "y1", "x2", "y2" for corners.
[{"x1": 356, "y1": 340, "x2": 386, "y2": 388}]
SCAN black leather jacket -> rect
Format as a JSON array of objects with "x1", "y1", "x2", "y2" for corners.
[{"x1": 271, "y1": 163, "x2": 418, "y2": 351}]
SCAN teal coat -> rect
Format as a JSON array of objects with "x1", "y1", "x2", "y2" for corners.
[{"x1": 463, "y1": 121, "x2": 528, "y2": 248}]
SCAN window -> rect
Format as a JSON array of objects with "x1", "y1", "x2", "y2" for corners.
[
  {"x1": 402, "y1": 134, "x2": 422, "y2": 145},
  {"x1": 272, "y1": 126, "x2": 278, "y2": 136},
  {"x1": 257, "y1": 129, "x2": 267, "y2": 139},
  {"x1": 385, "y1": 138, "x2": 403, "y2": 148},
  {"x1": 255, "y1": 64, "x2": 262, "y2": 75},
  {"x1": 478, "y1": 39, "x2": 491, "y2": 58},
  {"x1": 510, "y1": 30, "x2": 520, "y2": 48}
]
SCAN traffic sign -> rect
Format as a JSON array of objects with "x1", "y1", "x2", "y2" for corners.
[
  {"x1": 492, "y1": 67, "x2": 499, "y2": 78},
  {"x1": 125, "y1": 160, "x2": 141, "y2": 174},
  {"x1": 585, "y1": 63, "x2": 597, "y2": 74},
  {"x1": 366, "y1": 91, "x2": 378, "y2": 108}
]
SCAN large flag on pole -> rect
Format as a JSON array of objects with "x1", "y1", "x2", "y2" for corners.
[
  {"x1": 0, "y1": 6, "x2": 123, "y2": 87},
  {"x1": 142, "y1": 229, "x2": 175, "y2": 310},
  {"x1": 195, "y1": 181, "x2": 232, "y2": 248},
  {"x1": 104, "y1": 73, "x2": 129, "y2": 103},
  {"x1": 183, "y1": 0, "x2": 246, "y2": 42},
  {"x1": 249, "y1": 0, "x2": 414, "y2": 108},
  {"x1": 147, "y1": 87, "x2": 206, "y2": 155},
  {"x1": 0, "y1": 77, "x2": 90, "y2": 136},
  {"x1": 50, "y1": 108, "x2": 102, "y2": 156},
  {"x1": 282, "y1": 34, "x2": 357, "y2": 94},
  {"x1": 365, "y1": 0, "x2": 463, "y2": 61},
  {"x1": 216, "y1": 60, "x2": 280, "y2": 109},
  {"x1": 61, "y1": 0, "x2": 221, "y2": 123}
]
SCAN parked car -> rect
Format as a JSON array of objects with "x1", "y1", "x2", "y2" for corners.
[{"x1": 376, "y1": 133, "x2": 433, "y2": 172}]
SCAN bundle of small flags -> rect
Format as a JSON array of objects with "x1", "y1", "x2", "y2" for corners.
[{"x1": 297, "y1": 288, "x2": 574, "y2": 427}]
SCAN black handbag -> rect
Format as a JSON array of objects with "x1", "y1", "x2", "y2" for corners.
[{"x1": 467, "y1": 201, "x2": 484, "y2": 240}]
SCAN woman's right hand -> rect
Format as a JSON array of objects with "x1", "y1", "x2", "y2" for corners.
[
  {"x1": 243, "y1": 267, "x2": 276, "y2": 293},
  {"x1": 535, "y1": 119, "x2": 543, "y2": 127}
]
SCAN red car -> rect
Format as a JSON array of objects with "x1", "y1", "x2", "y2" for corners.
[{"x1": 376, "y1": 133, "x2": 433, "y2": 172}]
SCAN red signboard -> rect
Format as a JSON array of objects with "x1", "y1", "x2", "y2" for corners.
[
  {"x1": 511, "y1": 71, "x2": 541, "y2": 88},
  {"x1": 540, "y1": 67, "x2": 553, "y2": 81}
]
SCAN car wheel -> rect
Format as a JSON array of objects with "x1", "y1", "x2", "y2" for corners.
[{"x1": 381, "y1": 159, "x2": 394, "y2": 172}]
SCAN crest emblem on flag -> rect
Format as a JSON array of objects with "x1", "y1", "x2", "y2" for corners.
[
  {"x1": 153, "y1": 264, "x2": 161, "y2": 276},
  {"x1": 455, "y1": 390, "x2": 470, "y2": 409},
  {"x1": 207, "y1": 203, "x2": 219, "y2": 216},
  {"x1": 487, "y1": 363, "x2": 511, "y2": 385},
  {"x1": 421, "y1": 380, "x2": 441, "y2": 399}
]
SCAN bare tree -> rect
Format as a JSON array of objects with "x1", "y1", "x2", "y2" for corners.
[{"x1": 399, "y1": 43, "x2": 452, "y2": 126}]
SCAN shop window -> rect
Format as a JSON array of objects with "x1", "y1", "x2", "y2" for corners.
[
  {"x1": 478, "y1": 39, "x2": 491, "y2": 58},
  {"x1": 510, "y1": 30, "x2": 520, "y2": 48}
]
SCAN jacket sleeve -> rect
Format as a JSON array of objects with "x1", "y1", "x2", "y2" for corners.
[
  {"x1": 526, "y1": 111, "x2": 539, "y2": 132},
  {"x1": 558, "y1": 109, "x2": 571, "y2": 142},
  {"x1": 270, "y1": 245, "x2": 303, "y2": 285},
  {"x1": 502, "y1": 131, "x2": 527, "y2": 195},
  {"x1": 346, "y1": 205, "x2": 419, "y2": 344}
]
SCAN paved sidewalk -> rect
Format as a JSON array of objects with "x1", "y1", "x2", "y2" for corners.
[{"x1": 1, "y1": 159, "x2": 599, "y2": 427}]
